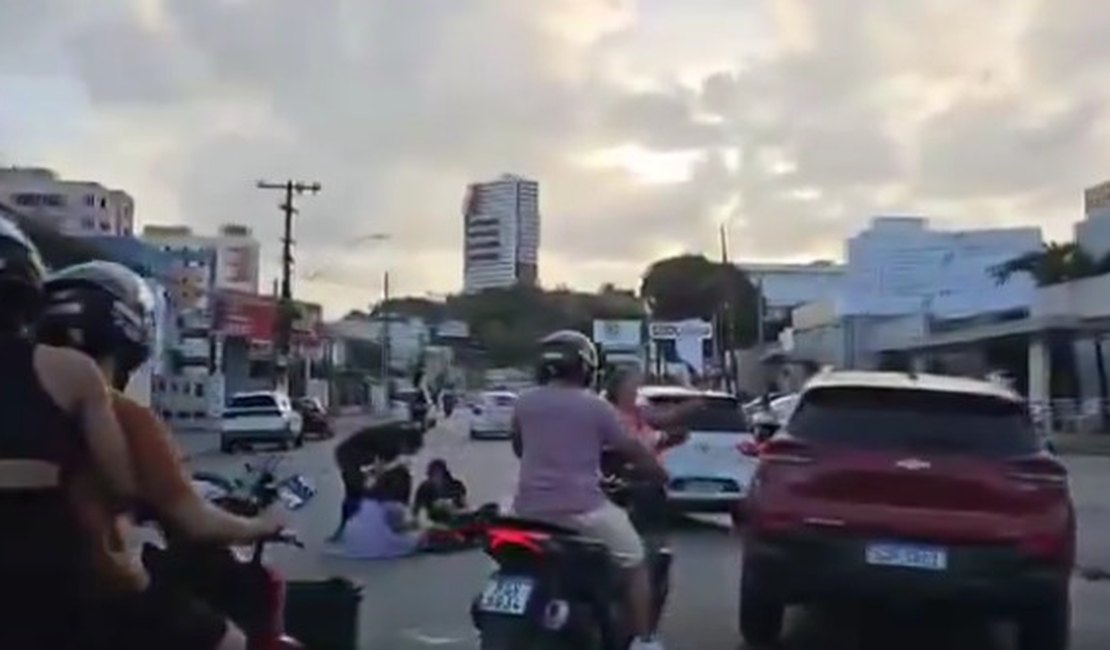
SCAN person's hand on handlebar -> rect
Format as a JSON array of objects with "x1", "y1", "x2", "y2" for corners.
[{"x1": 244, "y1": 508, "x2": 287, "y2": 542}]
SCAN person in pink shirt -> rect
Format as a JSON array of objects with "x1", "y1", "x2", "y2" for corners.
[{"x1": 604, "y1": 367, "x2": 702, "y2": 454}]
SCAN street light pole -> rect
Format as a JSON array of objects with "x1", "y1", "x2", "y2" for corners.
[{"x1": 256, "y1": 179, "x2": 321, "y2": 391}]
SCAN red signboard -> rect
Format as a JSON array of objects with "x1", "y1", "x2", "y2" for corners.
[
  {"x1": 215, "y1": 290, "x2": 322, "y2": 346},
  {"x1": 215, "y1": 290, "x2": 277, "y2": 343}
]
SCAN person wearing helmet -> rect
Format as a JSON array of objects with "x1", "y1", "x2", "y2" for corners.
[
  {"x1": 36, "y1": 261, "x2": 281, "y2": 650},
  {"x1": 511, "y1": 330, "x2": 669, "y2": 650},
  {"x1": 0, "y1": 218, "x2": 136, "y2": 650}
]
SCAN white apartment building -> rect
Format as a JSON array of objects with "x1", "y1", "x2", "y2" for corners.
[
  {"x1": 738, "y1": 261, "x2": 845, "y2": 322},
  {"x1": 142, "y1": 223, "x2": 261, "y2": 295},
  {"x1": 1076, "y1": 180, "x2": 1110, "y2": 258},
  {"x1": 839, "y1": 216, "x2": 1042, "y2": 318},
  {"x1": 462, "y1": 174, "x2": 540, "y2": 293},
  {"x1": 0, "y1": 167, "x2": 134, "y2": 237}
]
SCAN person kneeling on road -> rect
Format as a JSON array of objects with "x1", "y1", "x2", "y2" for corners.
[
  {"x1": 37, "y1": 261, "x2": 283, "y2": 650},
  {"x1": 512, "y1": 330, "x2": 669, "y2": 650}
]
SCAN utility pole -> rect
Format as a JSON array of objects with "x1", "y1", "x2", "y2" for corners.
[
  {"x1": 719, "y1": 224, "x2": 736, "y2": 394},
  {"x1": 256, "y1": 179, "x2": 321, "y2": 391},
  {"x1": 381, "y1": 270, "x2": 391, "y2": 389}
]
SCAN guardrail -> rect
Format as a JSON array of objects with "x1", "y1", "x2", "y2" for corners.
[{"x1": 1030, "y1": 398, "x2": 1110, "y2": 435}]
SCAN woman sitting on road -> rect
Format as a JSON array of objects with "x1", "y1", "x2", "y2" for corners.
[{"x1": 412, "y1": 458, "x2": 468, "y2": 526}]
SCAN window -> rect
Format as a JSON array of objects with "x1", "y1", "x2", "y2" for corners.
[
  {"x1": 99, "y1": 197, "x2": 107, "y2": 209},
  {"x1": 12, "y1": 193, "x2": 39, "y2": 207},
  {"x1": 194, "y1": 383, "x2": 205, "y2": 397},
  {"x1": 85, "y1": 194, "x2": 96, "y2": 207},
  {"x1": 100, "y1": 222, "x2": 111, "y2": 232},
  {"x1": 468, "y1": 252, "x2": 500, "y2": 262},
  {"x1": 647, "y1": 395, "x2": 748, "y2": 432},
  {"x1": 43, "y1": 194, "x2": 65, "y2": 207},
  {"x1": 788, "y1": 387, "x2": 1038, "y2": 457},
  {"x1": 228, "y1": 394, "x2": 278, "y2": 409}
]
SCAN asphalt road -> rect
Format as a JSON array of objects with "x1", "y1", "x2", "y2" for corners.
[{"x1": 188, "y1": 416, "x2": 1110, "y2": 650}]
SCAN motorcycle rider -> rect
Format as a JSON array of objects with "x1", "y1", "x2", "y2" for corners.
[
  {"x1": 0, "y1": 218, "x2": 136, "y2": 650},
  {"x1": 511, "y1": 330, "x2": 668, "y2": 650},
  {"x1": 36, "y1": 260, "x2": 282, "y2": 650}
]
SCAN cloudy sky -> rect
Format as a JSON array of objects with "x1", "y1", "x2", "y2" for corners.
[{"x1": 2, "y1": 0, "x2": 1109, "y2": 316}]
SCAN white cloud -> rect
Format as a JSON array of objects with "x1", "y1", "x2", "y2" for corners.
[{"x1": 2, "y1": 0, "x2": 1110, "y2": 317}]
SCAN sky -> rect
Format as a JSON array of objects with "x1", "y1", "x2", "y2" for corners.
[{"x1": 2, "y1": 0, "x2": 1110, "y2": 318}]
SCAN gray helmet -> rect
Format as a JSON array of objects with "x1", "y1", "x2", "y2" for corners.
[{"x1": 536, "y1": 329, "x2": 599, "y2": 387}]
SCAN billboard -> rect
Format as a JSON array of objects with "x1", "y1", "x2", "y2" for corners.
[
  {"x1": 215, "y1": 290, "x2": 277, "y2": 343},
  {"x1": 648, "y1": 319, "x2": 713, "y2": 340},
  {"x1": 217, "y1": 244, "x2": 259, "y2": 293},
  {"x1": 592, "y1": 320, "x2": 643, "y2": 349}
]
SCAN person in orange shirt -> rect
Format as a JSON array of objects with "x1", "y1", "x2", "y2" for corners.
[
  {"x1": 37, "y1": 261, "x2": 282, "y2": 650},
  {"x1": 603, "y1": 367, "x2": 700, "y2": 454}
]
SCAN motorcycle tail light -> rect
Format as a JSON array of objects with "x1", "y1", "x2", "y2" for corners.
[{"x1": 488, "y1": 528, "x2": 549, "y2": 554}]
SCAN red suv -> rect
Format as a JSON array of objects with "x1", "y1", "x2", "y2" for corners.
[{"x1": 741, "y1": 371, "x2": 1074, "y2": 650}]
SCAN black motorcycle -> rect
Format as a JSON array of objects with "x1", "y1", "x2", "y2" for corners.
[
  {"x1": 471, "y1": 455, "x2": 672, "y2": 649},
  {"x1": 143, "y1": 459, "x2": 316, "y2": 650}
]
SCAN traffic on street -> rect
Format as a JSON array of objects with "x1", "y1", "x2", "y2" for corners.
[{"x1": 187, "y1": 408, "x2": 1110, "y2": 650}]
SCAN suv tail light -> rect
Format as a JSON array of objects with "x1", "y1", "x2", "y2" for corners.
[
  {"x1": 758, "y1": 436, "x2": 813, "y2": 465},
  {"x1": 1007, "y1": 453, "x2": 1068, "y2": 488}
]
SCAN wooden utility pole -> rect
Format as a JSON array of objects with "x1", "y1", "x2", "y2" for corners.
[
  {"x1": 718, "y1": 224, "x2": 734, "y2": 393},
  {"x1": 256, "y1": 179, "x2": 321, "y2": 390}
]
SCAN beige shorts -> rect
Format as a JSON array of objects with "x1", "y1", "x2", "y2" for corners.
[{"x1": 539, "y1": 501, "x2": 645, "y2": 568}]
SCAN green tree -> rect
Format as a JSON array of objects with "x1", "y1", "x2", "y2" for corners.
[
  {"x1": 640, "y1": 254, "x2": 759, "y2": 345},
  {"x1": 990, "y1": 242, "x2": 1108, "y2": 287}
]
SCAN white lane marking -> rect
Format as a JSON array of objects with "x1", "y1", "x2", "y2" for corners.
[{"x1": 400, "y1": 628, "x2": 477, "y2": 646}]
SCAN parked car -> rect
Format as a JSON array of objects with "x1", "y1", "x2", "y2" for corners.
[
  {"x1": 468, "y1": 390, "x2": 517, "y2": 440},
  {"x1": 638, "y1": 386, "x2": 756, "y2": 525},
  {"x1": 740, "y1": 370, "x2": 1074, "y2": 650},
  {"x1": 220, "y1": 391, "x2": 304, "y2": 453},
  {"x1": 293, "y1": 397, "x2": 332, "y2": 439}
]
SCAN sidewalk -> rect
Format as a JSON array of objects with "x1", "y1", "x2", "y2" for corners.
[{"x1": 1053, "y1": 432, "x2": 1110, "y2": 457}]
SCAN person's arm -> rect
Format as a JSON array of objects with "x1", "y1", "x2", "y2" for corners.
[
  {"x1": 121, "y1": 399, "x2": 281, "y2": 544},
  {"x1": 65, "y1": 351, "x2": 136, "y2": 499},
  {"x1": 598, "y1": 401, "x2": 666, "y2": 483},
  {"x1": 643, "y1": 397, "x2": 703, "y2": 429}
]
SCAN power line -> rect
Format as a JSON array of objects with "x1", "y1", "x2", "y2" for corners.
[{"x1": 256, "y1": 178, "x2": 321, "y2": 390}]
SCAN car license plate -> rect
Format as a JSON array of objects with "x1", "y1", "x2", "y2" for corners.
[
  {"x1": 865, "y1": 542, "x2": 947, "y2": 571},
  {"x1": 478, "y1": 576, "x2": 534, "y2": 615},
  {"x1": 685, "y1": 480, "x2": 722, "y2": 494}
]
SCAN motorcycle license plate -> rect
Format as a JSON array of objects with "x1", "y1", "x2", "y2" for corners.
[{"x1": 478, "y1": 576, "x2": 534, "y2": 615}]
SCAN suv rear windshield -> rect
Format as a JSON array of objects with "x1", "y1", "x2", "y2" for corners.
[
  {"x1": 229, "y1": 395, "x2": 278, "y2": 409},
  {"x1": 647, "y1": 395, "x2": 748, "y2": 432},
  {"x1": 789, "y1": 387, "x2": 1038, "y2": 457}
]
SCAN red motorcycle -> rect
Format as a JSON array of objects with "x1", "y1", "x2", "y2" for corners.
[{"x1": 145, "y1": 462, "x2": 315, "y2": 650}]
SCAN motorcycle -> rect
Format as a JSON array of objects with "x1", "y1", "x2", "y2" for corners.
[
  {"x1": 143, "y1": 457, "x2": 316, "y2": 650},
  {"x1": 471, "y1": 454, "x2": 672, "y2": 649}
]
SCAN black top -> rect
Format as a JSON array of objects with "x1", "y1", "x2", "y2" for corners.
[
  {"x1": 413, "y1": 477, "x2": 467, "y2": 517},
  {"x1": 0, "y1": 337, "x2": 79, "y2": 471}
]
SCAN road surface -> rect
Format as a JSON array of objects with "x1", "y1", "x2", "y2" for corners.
[{"x1": 188, "y1": 415, "x2": 1110, "y2": 649}]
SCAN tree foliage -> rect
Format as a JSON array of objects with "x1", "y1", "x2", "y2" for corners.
[
  {"x1": 640, "y1": 254, "x2": 760, "y2": 345},
  {"x1": 991, "y1": 242, "x2": 1110, "y2": 287}
]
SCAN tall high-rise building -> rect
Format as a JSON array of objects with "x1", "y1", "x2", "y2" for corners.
[
  {"x1": 462, "y1": 174, "x2": 540, "y2": 293},
  {"x1": 0, "y1": 167, "x2": 135, "y2": 237}
]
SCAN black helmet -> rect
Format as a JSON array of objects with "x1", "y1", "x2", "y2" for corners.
[
  {"x1": 536, "y1": 329, "x2": 599, "y2": 387},
  {"x1": 0, "y1": 216, "x2": 46, "y2": 328},
  {"x1": 38, "y1": 261, "x2": 155, "y2": 387}
]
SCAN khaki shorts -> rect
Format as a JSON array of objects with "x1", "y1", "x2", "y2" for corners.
[{"x1": 535, "y1": 501, "x2": 645, "y2": 568}]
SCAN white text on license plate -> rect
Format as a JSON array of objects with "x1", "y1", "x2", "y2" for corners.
[
  {"x1": 865, "y1": 542, "x2": 947, "y2": 571},
  {"x1": 478, "y1": 577, "x2": 534, "y2": 615}
]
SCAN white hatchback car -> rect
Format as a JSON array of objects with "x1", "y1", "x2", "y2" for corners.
[
  {"x1": 639, "y1": 386, "x2": 756, "y2": 523},
  {"x1": 469, "y1": 390, "x2": 518, "y2": 440},
  {"x1": 220, "y1": 391, "x2": 304, "y2": 453}
]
